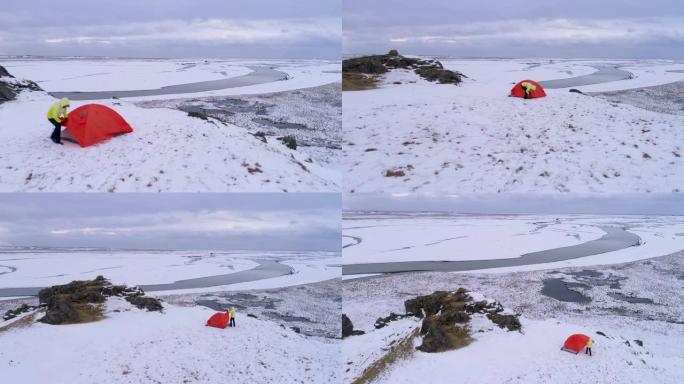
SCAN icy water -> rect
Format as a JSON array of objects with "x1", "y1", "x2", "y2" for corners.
[
  {"x1": 0, "y1": 259, "x2": 292, "y2": 297},
  {"x1": 539, "y1": 66, "x2": 633, "y2": 89},
  {"x1": 50, "y1": 67, "x2": 288, "y2": 100},
  {"x1": 541, "y1": 278, "x2": 592, "y2": 303},
  {"x1": 342, "y1": 226, "x2": 640, "y2": 275}
]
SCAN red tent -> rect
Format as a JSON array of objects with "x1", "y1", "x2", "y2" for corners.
[
  {"x1": 65, "y1": 104, "x2": 133, "y2": 147},
  {"x1": 562, "y1": 334, "x2": 590, "y2": 354},
  {"x1": 206, "y1": 312, "x2": 230, "y2": 329},
  {"x1": 510, "y1": 80, "x2": 547, "y2": 99}
]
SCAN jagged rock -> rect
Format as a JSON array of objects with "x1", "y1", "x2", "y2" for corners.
[
  {"x1": 247, "y1": 313, "x2": 258, "y2": 319},
  {"x1": 343, "y1": 53, "x2": 463, "y2": 85},
  {"x1": 374, "y1": 312, "x2": 412, "y2": 329},
  {"x1": 0, "y1": 65, "x2": 43, "y2": 104},
  {"x1": 3, "y1": 303, "x2": 39, "y2": 321},
  {"x1": 486, "y1": 313, "x2": 522, "y2": 331},
  {"x1": 125, "y1": 295, "x2": 163, "y2": 312},
  {"x1": 418, "y1": 315, "x2": 470, "y2": 353}
]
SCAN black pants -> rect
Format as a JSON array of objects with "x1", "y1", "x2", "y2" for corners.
[
  {"x1": 49, "y1": 118, "x2": 61, "y2": 143},
  {"x1": 585, "y1": 347, "x2": 592, "y2": 356},
  {"x1": 229, "y1": 317, "x2": 235, "y2": 327}
]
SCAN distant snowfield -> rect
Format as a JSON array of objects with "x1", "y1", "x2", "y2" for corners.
[
  {"x1": 0, "y1": 249, "x2": 340, "y2": 294},
  {"x1": 343, "y1": 213, "x2": 684, "y2": 273},
  {"x1": 343, "y1": 58, "x2": 684, "y2": 194},
  {"x1": 3, "y1": 59, "x2": 253, "y2": 92},
  {"x1": 0, "y1": 58, "x2": 341, "y2": 192},
  {"x1": 1, "y1": 297, "x2": 339, "y2": 383}
]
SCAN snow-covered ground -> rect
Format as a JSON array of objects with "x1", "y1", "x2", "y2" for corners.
[
  {"x1": 343, "y1": 213, "x2": 684, "y2": 273},
  {"x1": 0, "y1": 248, "x2": 341, "y2": 383},
  {"x1": 343, "y1": 243, "x2": 684, "y2": 384},
  {"x1": 1, "y1": 296, "x2": 339, "y2": 383},
  {"x1": 343, "y1": 58, "x2": 684, "y2": 194},
  {"x1": 0, "y1": 58, "x2": 341, "y2": 192}
]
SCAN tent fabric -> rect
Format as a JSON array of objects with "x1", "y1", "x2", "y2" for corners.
[
  {"x1": 65, "y1": 104, "x2": 133, "y2": 147},
  {"x1": 206, "y1": 312, "x2": 231, "y2": 329},
  {"x1": 510, "y1": 80, "x2": 547, "y2": 99},
  {"x1": 562, "y1": 334, "x2": 590, "y2": 354}
]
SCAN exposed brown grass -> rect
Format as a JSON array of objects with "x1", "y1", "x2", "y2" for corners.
[
  {"x1": 343, "y1": 73, "x2": 379, "y2": 91},
  {"x1": 352, "y1": 327, "x2": 420, "y2": 384},
  {"x1": 0, "y1": 311, "x2": 40, "y2": 333}
]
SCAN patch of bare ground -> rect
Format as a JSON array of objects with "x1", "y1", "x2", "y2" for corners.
[
  {"x1": 343, "y1": 73, "x2": 379, "y2": 91},
  {"x1": 351, "y1": 327, "x2": 420, "y2": 384}
]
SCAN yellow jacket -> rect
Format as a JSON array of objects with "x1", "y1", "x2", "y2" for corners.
[
  {"x1": 229, "y1": 307, "x2": 236, "y2": 317},
  {"x1": 47, "y1": 98, "x2": 70, "y2": 123},
  {"x1": 587, "y1": 339, "x2": 594, "y2": 348},
  {"x1": 521, "y1": 82, "x2": 536, "y2": 94}
]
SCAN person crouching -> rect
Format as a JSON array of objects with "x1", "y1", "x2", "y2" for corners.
[{"x1": 47, "y1": 97, "x2": 70, "y2": 145}]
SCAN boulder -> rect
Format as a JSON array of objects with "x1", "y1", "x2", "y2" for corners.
[
  {"x1": 342, "y1": 53, "x2": 463, "y2": 86},
  {"x1": 388, "y1": 49, "x2": 400, "y2": 56},
  {"x1": 342, "y1": 314, "x2": 365, "y2": 337},
  {"x1": 125, "y1": 295, "x2": 163, "y2": 312},
  {"x1": 486, "y1": 313, "x2": 521, "y2": 331}
]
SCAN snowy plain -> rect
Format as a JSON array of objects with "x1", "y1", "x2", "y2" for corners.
[
  {"x1": 342, "y1": 58, "x2": 684, "y2": 194},
  {"x1": 0, "y1": 58, "x2": 341, "y2": 192},
  {"x1": 342, "y1": 213, "x2": 684, "y2": 273},
  {"x1": 342, "y1": 213, "x2": 684, "y2": 384}
]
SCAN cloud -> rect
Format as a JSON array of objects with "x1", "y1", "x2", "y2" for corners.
[{"x1": 345, "y1": 17, "x2": 684, "y2": 55}]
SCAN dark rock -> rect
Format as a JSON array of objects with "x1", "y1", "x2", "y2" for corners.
[
  {"x1": 247, "y1": 313, "x2": 258, "y2": 319},
  {"x1": 569, "y1": 89, "x2": 584, "y2": 94},
  {"x1": 486, "y1": 313, "x2": 521, "y2": 331},
  {"x1": 342, "y1": 53, "x2": 462, "y2": 85},
  {"x1": 3, "y1": 303, "x2": 38, "y2": 321},
  {"x1": 125, "y1": 295, "x2": 163, "y2": 312},
  {"x1": 596, "y1": 331, "x2": 607, "y2": 337},
  {"x1": 418, "y1": 315, "x2": 470, "y2": 353},
  {"x1": 0, "y1": 65, "x2": 43, "y2": 104},
  {"x1": 281, "y1": 135, "x2": 297, "y2": 150},
  {"x1": 374, "y1": 312, "x2": 412, "y2": 329},
  {"x1": 291, "y1": 326, "x2": 301, "y2": 333},
  {"x1": 634, "y1": 339, "x2": 643, "y2": 347},
  {"x1": 342, "y1": 314, "x2": 354, "y2": 337}
]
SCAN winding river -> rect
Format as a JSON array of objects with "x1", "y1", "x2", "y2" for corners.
[
  {"x1": 50, "y1": 67, "x2": 288, "y2": 100},
  {"x1": 342, "y1": 226, "x2": 641, "y2": 275}
]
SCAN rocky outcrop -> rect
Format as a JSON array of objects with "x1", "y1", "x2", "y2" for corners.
[
  {"x1": 342, "y1": 50, "x2": 464, "y2": 85},
  {"x1": 3, "y1": 303, "x2": 43, "y2": 321},
  {"x1": 342, "y1": 314, "x2": 365, "y2": 338},
  {"x1": 0, "y1": 64, "x2": 43, "y2": 104},
  {"x1": 37, "y1": 275, "x2": 162, "y2": 325}
]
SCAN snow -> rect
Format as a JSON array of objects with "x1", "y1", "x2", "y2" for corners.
[
  {"x1": 0, "y1": 92, "x2": 338, "y2": 192},
  {"x1": 0, "y1": 297, "x2": 339, "y2": 383},
  {"x1": 344, "y1": 215, "x2": 605, "y2": 264},
  {"x1": 342, "y1": 250, "x2": 684, "y2": 384},
  {"x1": 0, "y1": 58, "x2": 340, "y2": 192},
  {"x1": 0, "y1": 249, "x2": 258, "y2": 288},
  {"x1": 3, "y1": 58, "x2": 252, "y2": 92},
  {"x1": 343, "y1": 58, "x2": 684, "y2": 194},
  {"x1": 343, "y1": 213, "x2": 684, "y2": 273}
]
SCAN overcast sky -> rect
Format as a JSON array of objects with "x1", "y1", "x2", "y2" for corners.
[
  {"x1": 0, "y1": 194, "x2": 340, "y2": 251},
  {"x1": 345, "y1": 194, "x2": 684, "y2": 216},
  {"x1": 344, "y1": 0, "x2": 684, "y2": 59},
  {"x1": 0, "y1": 0, "x2": 341, "y2": 59}
]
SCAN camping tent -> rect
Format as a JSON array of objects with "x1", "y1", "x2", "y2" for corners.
[
  {"x1": 510, "y1": 80, "x2": 546, "y2": 99},
  {"x1": 65, "y1": 104, "x2": 133, "y2": 147},
  {"x1": 206, "y1": 312, "x2": 231, "y2": 329},
  {"x1": 561, "y1": 333, "x2": 590, "y2": 354}
]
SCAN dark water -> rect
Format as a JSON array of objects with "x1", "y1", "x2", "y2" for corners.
[
  {"x1": 342, "y1": 226, "x2": 641, "y2": 275},
  {"x1": 541, "y1": 278, "x2": 591, "y2": 303},
  {"x1": 50, "y1": 67, "x2": 288, "y2": 100},
  {"x1": 0, "y1": 259, "x2": 293, "y2": 297},
  {"x1": 539, "y1": 66, "x2": 633, "y2": 89}
]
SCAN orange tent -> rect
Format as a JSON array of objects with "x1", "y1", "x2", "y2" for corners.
[
  {"x1": 65, "y1": 104, "x2": 133, "y2": 147},
  {"x1": 562, "y1": 333, "x2": 590, "y2": 354},
  {"x1": 510, "y1": 80, "x2": 547, "y2": 99},
  {"x1": 206, "y1": 312, "x2": 231, "y2": 329}
]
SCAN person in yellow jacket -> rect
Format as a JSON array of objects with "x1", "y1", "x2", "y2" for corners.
[
  {"x1": 46, "y1": 97, "x2": 70, "y2": 145},
  {"x1": 521, "y1": 82, "x2": 536, "y2": 99},
  {"x1": 229, "y1": 306, "x2": 236, "y2": 327},
  {"x1": 585, "y1": 338, "x2": 594, "y2": 356}
]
